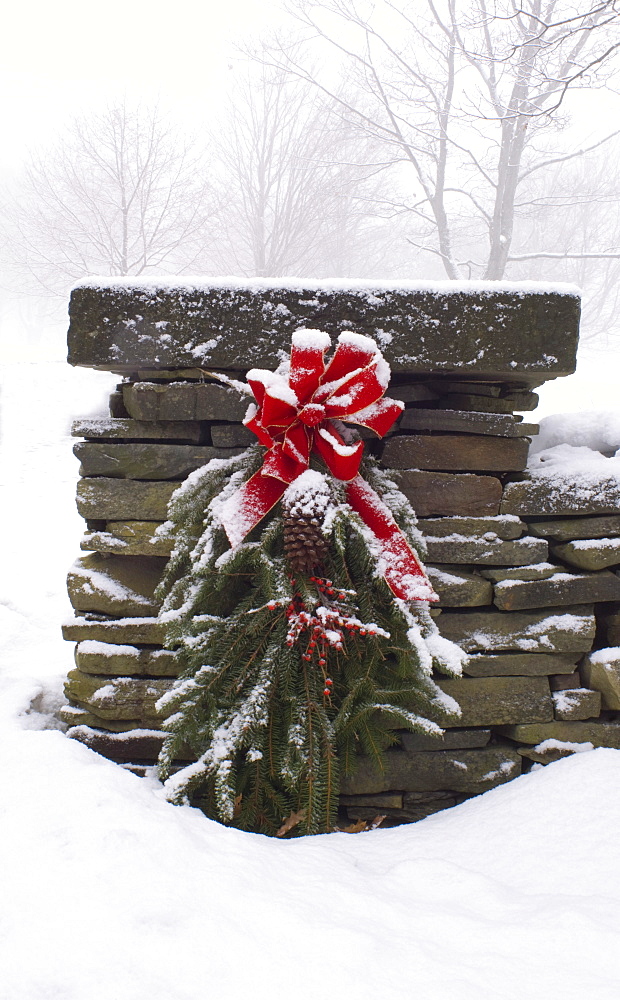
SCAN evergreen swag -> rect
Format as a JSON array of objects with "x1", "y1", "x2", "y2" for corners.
[{"x1": 155, "y1": 447, "x2": 466, "y2": 837}]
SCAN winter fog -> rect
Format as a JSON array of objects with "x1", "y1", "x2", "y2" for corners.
[
  {"x1": 2, "y1": 0, "x2": 620, "y2": 410},
  {"x1": 3, "y1": 4, "x2": 620, "y2": 999}
]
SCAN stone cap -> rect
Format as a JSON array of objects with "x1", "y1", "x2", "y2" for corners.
[{"x1": 67, "y1": 276, "x2": 581, "y2": 382}]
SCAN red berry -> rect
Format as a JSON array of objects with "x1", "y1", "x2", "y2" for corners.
[
  {"x1": 325, "y1": 678, "x2": 333, "y2": 687},
  {"x1": 323, "y1": 688, "x2": 331, "y2": 697}
]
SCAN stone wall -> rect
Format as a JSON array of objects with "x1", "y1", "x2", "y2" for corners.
[{"x1": 61, "y1": 278, "x2": 620, "y2": 827}]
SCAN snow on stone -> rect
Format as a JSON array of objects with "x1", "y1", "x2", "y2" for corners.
[
  {"x1": 78, "y1": 640, "x2": 139, "y2": 657},
  {"x1": 70, "y1": 560, "x2": 153, "y2": 605},
  {"x1": 570, "y1": 537, "x2": 620, "y2": 551},
  {"x1": 525, "y1": 437, "x2": 620, "y2": 507},
  {"x1": 73, "y1": 274, "x2": 582, "y2": 297},
  {"x1": 552, "y1": 689, "x2": 593, "y2": 712},
  {"x1": 494, "y1": 570, "x2": 575, "y2": 591},
  {"x1": 534, "y1": 738, "x2": 595, "y2": 754},
  {"x1": 424, "y1": 631, "x2": 467, "y2": 678},
  {"x1": 426, "y1": 567, "x2": 465, "y2": 585},
  {"x1": 587, "y1": 646, "x2": 620, "y2": 665},
  {"x1": 532, "y1": 410, "x2": 620, "y2": 456}
]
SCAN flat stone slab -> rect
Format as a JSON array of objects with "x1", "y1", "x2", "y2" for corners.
[
  {"x1": 436, "y1": 394, "x2": 515, "y2": 414},
  {"x1": 388, "y1": 384, "x2": 439, "y2": 404},
  {"x1": 398, "y1": 408, "x2": 535, "y2": 438},
  {"x1": 501, "y1": 476, "x2": 620, "y2": 516},
  {"x1": 503, "y1": 391, "x2": 539, "y2": 411},
  {"x1": 552, "y1": 538, "x2": 620, "y2": 571},
  {"x1": 463, "y1": 652, "x2": 581, "y2": 677},
  {"x1": 382, "y1": 434, "x2": 529, "y2": 472},
  {"x1": 62, "y1": 616, "x2": 167, "y2": 644},
  {"x1": 64, "y1": 669, "x2": 173, "y2": 723},
  {"x1": 493, "y1": 570, "x2": 620, "y2": 611},
  {"x1": 74, "y1": 442, "x2": 218, "y2": 480},
  {"x1": 76, "y1": 478, "x2": 178, "y2": 521},
  {"x1": 67, "y1": 278, "x2": 580, "y2": 381},
  {"x1": 72, "y1": 418, "x2": 202, "y2": 442},
  {"x1": 435, "y1": 676, "x2": 553, "y2": 727},
  {"x1": 527, "y1": 515, "x2": 620, "y2": 541},
  {"x1": 581, "y1": 649, "x2": 620, "y2": 710},
  {"x1": 81, "y1": 521, "x2": 173, "y2": 557},
  {"x1": 59, "y1": 705, "x2": 144, "y2": 732},
  {"x1": 66, "y1": 726, "x2": 188, "y2": 763},
  {"x1": 480, "y1": 562, "x2": 558, "y2": 582},
  {"x1": 552, "y1": 688, "x2": 601, "y2": 721},
  {"x1": 75, "y1": 641, "x2": 181, "y2": 677},
  {"x1": 123, "y1": 382, "x2": 248, "y2": 422},
  {"x1": 425, "y1": 535, "x2": 547, "y2": 565},
  {"x1": 426, "y1": 566, "x2": 493, "y2": 607},
  {"x1": 67, "y1": 554, "x2": 165, "y2": 616},
  {"x1": 396, "y1": 471, "x2": 502, "y2": 517},
  {"x1": 340, "y1": 746, "x2": 522, "y2": 795},
  {"x1": 344, "y1": 792, "x2": 457, "y2": 823},
  {"x1": 339, "y1": 792, "x2": 404, "y2": 810},
  {"x1": 427, "y1": 380, "x2": 502, "y2": 398},
  {"x1": 436, "y1": 605, "x2": 596, "y2": 653},
  {"x1": 498, "y1": 720, "x2": 620, "y2": 748},
  {"x1": 399, "y1": 728, "x2": 490, "y2": 751},
  {"x1": 417, "y1": 515, "x2": 524, "y2": 540},
  {"x1": 210, "y1": 424, "x2": 256, "y2": 448}
]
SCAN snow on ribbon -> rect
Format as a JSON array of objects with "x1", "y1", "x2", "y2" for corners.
[{"x1": 219, "y1": 328, "x2": 437, "y2": 603}]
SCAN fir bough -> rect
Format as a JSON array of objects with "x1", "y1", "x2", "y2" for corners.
[{"x1": 155, "y1": 447, "x2": 466, "y2": 837}]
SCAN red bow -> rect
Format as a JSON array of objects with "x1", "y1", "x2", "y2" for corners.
[{"x1": 219, "y1": 329, "x2": 437, "y2": 603}]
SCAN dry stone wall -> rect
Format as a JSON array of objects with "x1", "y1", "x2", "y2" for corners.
[{"x1": 61, "y1": 278, "x2": 620, "y2": 827}]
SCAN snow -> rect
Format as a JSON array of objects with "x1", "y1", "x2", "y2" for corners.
[
  {"x1": 72, "y1": 274, "x2": 582, "y2": 298},
  {"x1": 527, "y1": 442, "x2": 620, "y2": 499},
  {"x1": 337, "y1": 330, "x2": 381, "y2": 352},
  {"x1": 291, "y1": 327, "x2": 332, "y2": 350},
  {"x1": 534, "y1": 739, "x2": 595, "y2": 754},
  {"x1": 552, "y1": 688, "x2": 593, "y2": 712},
  {"x1": 3, "y1": 357, "x2": 620, "y2": 1000},
  {"x1": 532, "y1": 410, "x2": 620, "y2": 455},
  {"x1": 568, "y1": 537, "x2": 620, "y2": 550},
  {"x1": 2, "y1": 731, "x2": 620, "y2": 999},
  {"x1": 77, "y1": 639, "x2": 139, "y2": 657},
  {"x1": 587, "y1": 646, "x2": 620, "y2": 665}
]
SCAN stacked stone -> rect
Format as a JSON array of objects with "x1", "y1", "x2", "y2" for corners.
[{"x1": 60, "y1": 278, "x2": 620, "y2": 827}]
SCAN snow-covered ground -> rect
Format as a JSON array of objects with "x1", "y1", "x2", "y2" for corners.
[{"x1": 2, "y1": 348, "x2": 620, "y2": 1000}]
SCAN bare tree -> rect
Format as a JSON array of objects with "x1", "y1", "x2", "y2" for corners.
[
  {"x1": 511, "y1": 138, "x2": 620, "y2": 340},
  {"x1": 263, "y1": 1, "x2": 620, "y2": 279},
  {"x1": 2, "y1": 101, "x2": 218, "y2": 294},
  {"x1": 210, "y1": 61, "x2": 394, "y2": 278}
]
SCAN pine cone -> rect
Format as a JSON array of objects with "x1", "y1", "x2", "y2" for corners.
[{"x1": 283, "y1": 510, "x2": 330, "y2": 576}]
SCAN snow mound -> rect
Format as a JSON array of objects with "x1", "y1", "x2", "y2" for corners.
[
  {"x1": 532, "y1": 410, "x2": 620, "y2": 456},
  {"x1": 1, "y1": 729, "x2": 619, "y2": 1000}
]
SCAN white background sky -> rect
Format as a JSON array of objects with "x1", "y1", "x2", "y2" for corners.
[
  {"x1": 2, "y1": 0, "x2": 620, "y2": 416},
  {"x1": 0, "y1": 0, "x2": 284, "y2": 172}
]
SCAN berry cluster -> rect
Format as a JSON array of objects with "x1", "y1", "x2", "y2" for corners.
[{"x1": 280, "y1": 577, "x2": 390, "y2": 700}]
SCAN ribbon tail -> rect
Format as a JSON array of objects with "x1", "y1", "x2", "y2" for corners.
[
  {"x1": 345, "y1": 476, "x2": 438, "y2": 603},
  {"x1": 219, "y1": 469, "x2": 287, "y2": 548}
]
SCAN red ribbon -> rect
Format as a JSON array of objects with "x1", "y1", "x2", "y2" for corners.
[{"x1": 219, "y1": 329, "x2": 438, "y2": 603}]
